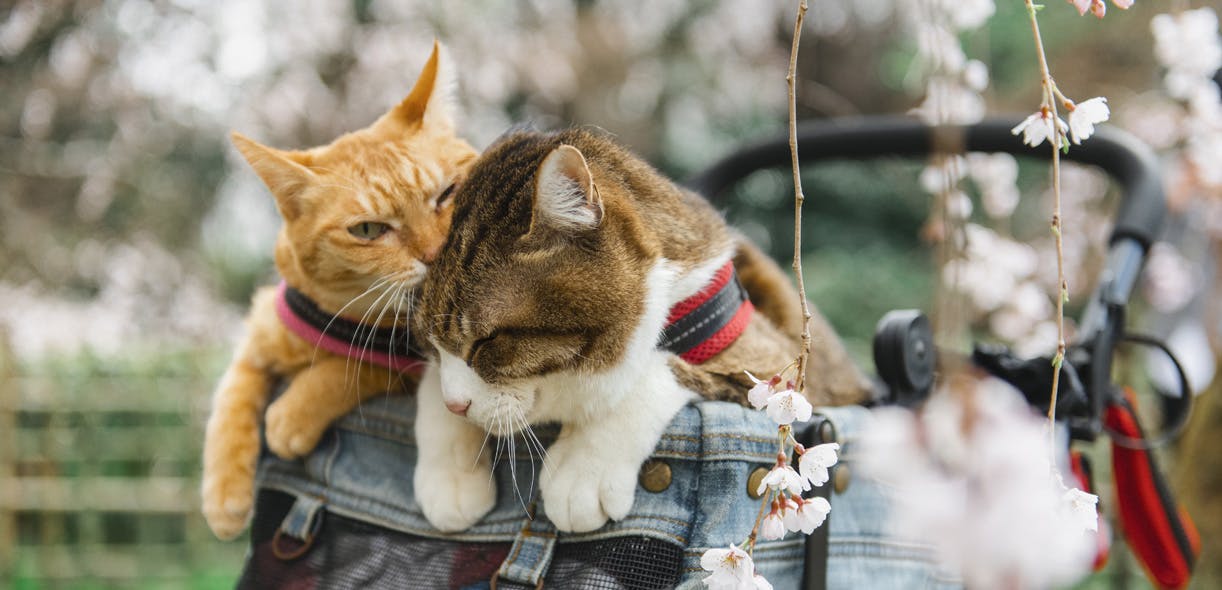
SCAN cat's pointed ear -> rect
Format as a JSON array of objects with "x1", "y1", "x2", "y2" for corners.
[
  {"x1": 230, "y1": 131, "x2": 316, "y2": 220},
  {"x1": 385, "y1": 40, "x2": 456, "y2": 131},
  {"x1": 532, "y1": 144, "x2": 604, "y2": 233}
]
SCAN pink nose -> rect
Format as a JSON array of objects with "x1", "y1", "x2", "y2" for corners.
[{"x1": 445, "y1": 399, "x2": 471, "y2": 416}]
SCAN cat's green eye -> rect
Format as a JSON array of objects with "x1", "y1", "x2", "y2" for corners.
[{"x1": 347, "y1": 221, "x2": 390, "y2": 240}]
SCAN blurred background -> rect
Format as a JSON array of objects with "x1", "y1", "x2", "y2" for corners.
[{"x1": 1, "y1": 0, "x2": 1219, "y2": 588}]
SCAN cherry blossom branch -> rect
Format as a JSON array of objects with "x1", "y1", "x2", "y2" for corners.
[
  {"x1": 787, "y1": 0, "x2": 813, "y2": 395},
  {"x1": 702, "y1": 7, "x2": 841, "y2": 574},
  {"x1": 1022, "y1": 0, "x2": 1069, "y2": 435}
]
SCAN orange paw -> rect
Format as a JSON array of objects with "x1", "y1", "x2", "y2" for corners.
[
  {"x1": 265, "y1": 394, "x2": 333, "y2": 460},
  {"x1": 201, "y1": 467, "x2": 254, "y2": 540}
]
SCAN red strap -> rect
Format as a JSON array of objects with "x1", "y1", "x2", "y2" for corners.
[{"x1": 1105, "y1": 390, "x2": 1199, "y2": 590}]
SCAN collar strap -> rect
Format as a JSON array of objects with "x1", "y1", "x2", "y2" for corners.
[
  {"x1": 660, "y1": 261, "x2": 755, "y2": 365},
  {"x1": 274, "y1": 281, "x2": 426, "y2": 374}
]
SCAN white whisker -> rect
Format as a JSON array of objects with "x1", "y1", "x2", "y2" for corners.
[
  {"x1": 345, "y1": 278, "x2": 401, "y2": 421},
  {"x1": 515, "y1": 410, "x2": 539, "y2": 504},
  {"x1": 521, "y1": 417, "x2": 551, "y2": 478},
  {"x1": 508, "y1": 419, "x2": 527, "y2": 513},
  {"x1": 473, "y1": 419, "x2": 493, "y2": 468},
  {"x1": 310, "y1": 276, "x2": 395, "y2": 368}
]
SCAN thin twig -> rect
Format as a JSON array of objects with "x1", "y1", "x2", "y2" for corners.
[
  {"x1": 788, "y1": 0, "x2": 813, "y2": 395},
  {"x1": 1023, "y1": 0, "x2": 1069, "y2": 442},
  {"x1": 744, "y1": 486, "x2": 773, "y2": 554},
  {"x1": 744, "y1": 0, "x2": 814, "y2": 554}
]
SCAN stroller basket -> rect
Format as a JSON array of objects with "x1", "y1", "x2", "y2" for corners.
[{"x1": 241, "y1": 116, "x2": 1171, "y2": 590}]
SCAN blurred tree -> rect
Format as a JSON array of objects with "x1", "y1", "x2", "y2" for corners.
[{"x1": 0, "y1": 0, "x2": 1182, "y2": 367}]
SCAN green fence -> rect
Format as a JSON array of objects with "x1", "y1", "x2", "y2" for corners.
[{"x1": 1, "y1": 342, "x2": 244, "y2": 589}]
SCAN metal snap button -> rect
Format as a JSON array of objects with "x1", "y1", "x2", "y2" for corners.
[
  {"x1": 833, "y1": 465, "x2": 851, "y2": 495},
  {"x1": 639, "y1": 459, "x2": 672, "y2": 493},
  {"x1": 817, "y1": 419, "x2": 838, "y2": 446},
  {"x1": 747, "y1": 466, "x2": 770, "y2": 499}
]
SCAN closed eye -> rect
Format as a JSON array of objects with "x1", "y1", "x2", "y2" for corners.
[
  {"x1": 466, "y1": 332, "x2": 498, "y2": 366},
  {"x1": 347, "y1": 221, "x2": 390, "y2": 240},
  {"x1": 435, "y1": 182, "x2": 457, "y2": 212}
]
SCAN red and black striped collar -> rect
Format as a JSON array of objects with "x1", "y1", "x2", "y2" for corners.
[
  {"x1": 660, "y1": 261, "x2": 755, "y2": 365},
  {"x1": 274, "y1": 282, "x2": 426, "y2": 375}
]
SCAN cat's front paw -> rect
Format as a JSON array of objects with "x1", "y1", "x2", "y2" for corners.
[
  {"x1": 264, "y1": 394, "x2": 331, "y2": 459},
  {"x1": 201, "y1": 469, "x2": 254, "y2": 540},
  {"x1": 540, "y1": 439, "x2": 638, "y2": 533},
  {"x1": 414, "y1": 459, "x2": 496, "y2": 532}
]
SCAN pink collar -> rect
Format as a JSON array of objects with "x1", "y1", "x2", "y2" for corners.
[{"x1": 274, "y1": 281, "x2": 426, "y2": 375}]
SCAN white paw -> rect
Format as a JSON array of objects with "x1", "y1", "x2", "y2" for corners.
[
  {"x1": 414, "y1": 459, "x2": 496, "y2": 532},
  {"x1": 540, "y1": 439, "x2": 638, "y2": 533}
]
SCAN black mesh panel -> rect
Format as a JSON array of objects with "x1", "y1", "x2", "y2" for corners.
[
  {"x1": 546, "y1": 537, "x2": 684, "y2": 589},
  {"x1": 239, "y1": 491, "x2": 684, "y2": 590}
]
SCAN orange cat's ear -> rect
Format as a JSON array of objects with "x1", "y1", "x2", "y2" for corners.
[
  {"x1": 230, "y1": 131, "x2": 316, "y2": 220},
  {"x1": 531, "y1": 144, "x2": 603, "y2": 233},
  {"x1": 383, "y1": 39, "x2": 456, "y2": 132}
]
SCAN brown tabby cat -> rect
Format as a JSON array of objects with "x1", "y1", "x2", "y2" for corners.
[
  {"x1": 412, "y1": 127, "x2": 867, "y2": 534},
  {"x1": 201, "y1": 42, "x2": 477, "y2": 540}
]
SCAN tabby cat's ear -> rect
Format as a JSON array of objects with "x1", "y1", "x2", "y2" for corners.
[
  {"x1": 230, "y1": 131, "x2": 316, "y2": 220},
  {"x1": 532, "y1": 144, "x2": 604, "y2": 233},
  {"x1": 383, "y1": 40, "x2": 456, "y2": 131}
]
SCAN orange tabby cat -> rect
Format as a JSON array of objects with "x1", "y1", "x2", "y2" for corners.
[{"x1": 201, "y1": 42, "x2": 477, "y2": 540}]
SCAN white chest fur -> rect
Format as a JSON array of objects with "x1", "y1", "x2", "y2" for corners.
[{"x1": 415, "y1": 252, "x2": 732, "y2": 533}]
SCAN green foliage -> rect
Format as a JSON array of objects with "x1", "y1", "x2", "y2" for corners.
[
  {"x1": 719, "y1": 160, "x2": 935, "y2": 363},
  {"x1": 19, "y1": 346, "x2": 230, "y2": 380}
]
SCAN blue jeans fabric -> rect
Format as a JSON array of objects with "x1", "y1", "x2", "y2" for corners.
[{"x1": 253, "y1": 393, "x2": 960, "y2": 589}]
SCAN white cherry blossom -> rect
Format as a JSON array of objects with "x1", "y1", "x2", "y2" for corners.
[
  {"x1": 1143, "y1": 242, "x2": 1199, "y2": 313},
  {"x1": 858, "y1": 382, "x2": 1097, "y2": 588},
  {"x1": 758, "y1": 464, "x2": 807, "y2": 496},
  {"x1": 963, "y1": 59, "x2": 990, "y2": 91},
  {"x1": 798, "y1": 442, "x2": 841, "y2": 487},
  {"x1": 700, "y1": 544, "x2": 756, "y2": 589},
  {"x1": 1069, "y1": 0, "x2": 1134, "y2": 18},
  {"x1": 1068, "y1": 97, "x2": 1109, "y2": 144},
  {"x1": 1062, "y1": 486, "x2": 1100, "y2": 533},
  {"x1": 759, "y1": 509, "x2": 787, "y2": 541},
  {"x1": 783, "y1": 496, "x2": 831, "y2": 534},
  {"x1": 1012, "y1": 110, "x2": 1069, "y2": 148},
  {"x1": 1152, "y1": 8, "x2": 1222, "y2": 99},
  {"x1": 780, "y1": 497, "x2": 803, "y2": 532},
  {"x1": 744, "y1": 371, "x2": 775, "y2": 410},
  {"x1": 764, "y1": 389, "x2": 813, "y2": 425}
]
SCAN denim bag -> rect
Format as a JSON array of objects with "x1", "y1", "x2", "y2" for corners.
[{"x1": 240, "y1": 392, "x2": 959, "y2": 589}]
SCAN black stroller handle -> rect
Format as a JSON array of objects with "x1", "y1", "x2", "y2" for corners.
[
  {"x1": 685, "y1": 116, "x2": 1166, "y2": 253},
  {"x1": 685, "y1": 115, "x2": 1170, "y2": 441}
]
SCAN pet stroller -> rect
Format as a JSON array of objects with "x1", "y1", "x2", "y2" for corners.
[{"x1": 236, "y1": 116, "x2": 1195, "y2": 589}]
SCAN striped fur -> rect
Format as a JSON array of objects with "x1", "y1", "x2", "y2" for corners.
[{"x1": 412, "y1": 128, "x2": 834, "y2": 533}]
